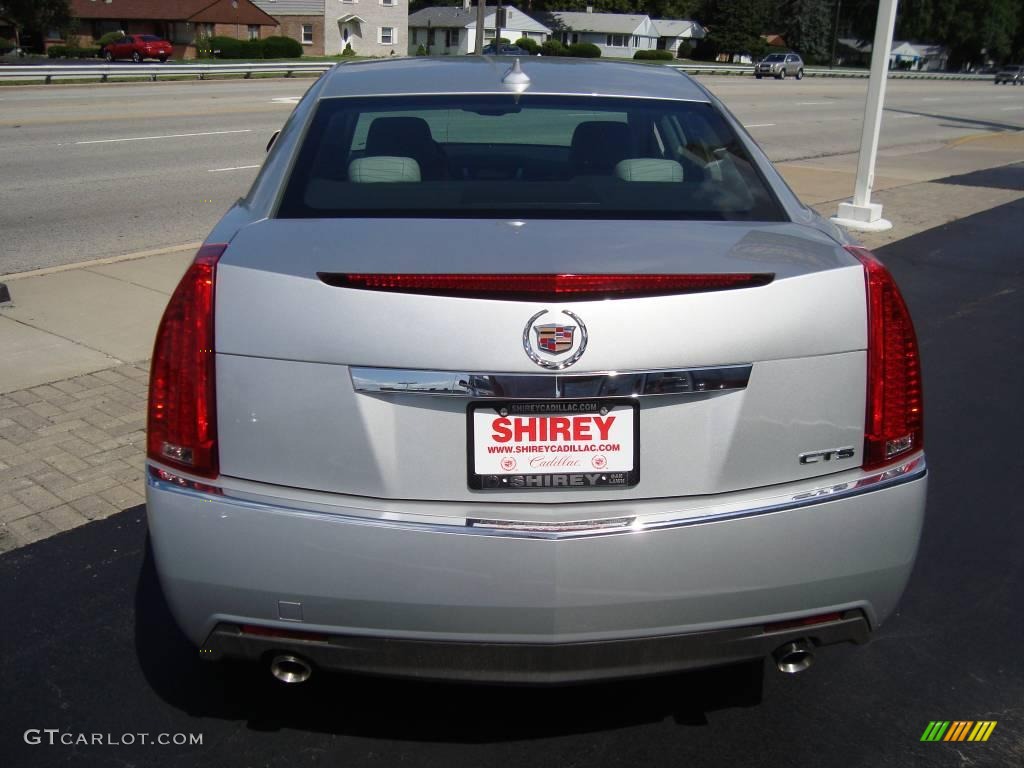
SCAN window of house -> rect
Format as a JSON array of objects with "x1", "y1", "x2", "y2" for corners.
[
  {"x1": 484, "y1": 28, "x2": 495, "y2": 40},
  {"x1": 248, "y1": 25, "x2": 260, "y2": 40},
  {"x1": 633, "y1": 36, "x2": 640, "y2": 47},
  {"x1": 379, "y1": 26, "x2": 395, "y2": 45},
  {"x1": 427, "y1": 28, "x2": 435, "y2": 45},
  {"x1": 447, "y1": 29, "x2": 459, "y2": 47},
  {"x1": 200, "y1": 23, "x2": 215, "y2": 38},
  {"x1": 606, "y1": 34, "x2": 627, "y2": 47},
  {"x1": 381, "y1": 0, "x2": 396, "y2": 5},
  {"x1": 302, "y1": 24, "x2": 313, "y2": 44}
]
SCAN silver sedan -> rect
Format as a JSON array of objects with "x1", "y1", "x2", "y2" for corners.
[{"x1": 145, "y1": 57, "x2": 926, "y2": 686}]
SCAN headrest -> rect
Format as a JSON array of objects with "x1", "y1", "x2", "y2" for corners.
[
  {"x1": 348, "y1": 156, "x2": 422, "y2": 183},
  {"x1": 614, "y1": 159, "x2": 685, "y2": 182}
]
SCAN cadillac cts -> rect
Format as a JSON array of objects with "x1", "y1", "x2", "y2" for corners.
[{"x1": 146, "y1": 58, "x2": 926, "y2": 685}]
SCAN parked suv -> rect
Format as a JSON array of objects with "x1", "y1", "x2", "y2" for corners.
[
  {"x1": 756, "y1": 53, "x2": 804, "y2": 80},
  {"x1": 994, "y1": 65, "x2": 1023, "y2": 84}
]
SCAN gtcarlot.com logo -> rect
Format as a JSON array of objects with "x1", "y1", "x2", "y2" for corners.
[
  {"x1": 921, "y1": 721, "x2": 998, "y2": 742},
  {"x1": 24, "y1": 729, "x2": 203, "y2": 747}
]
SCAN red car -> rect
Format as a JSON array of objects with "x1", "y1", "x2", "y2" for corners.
[{"x1": 102, "y1": 34, "x2": 173, "y2": 63}]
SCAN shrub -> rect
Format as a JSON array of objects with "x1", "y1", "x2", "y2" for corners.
[
  {"x1": 194, "y1": 35, "x2": 214, "y2": 58},
  {"x1": 540, "y1": 39, "x2": 567, "y2": 57},
  {"x1": 677, "y1": 40, "x2": 694, "y2": 58},
  {"x1": 239, "y1": 38, "x2": 264, "y2": 58},
  {"x1": 97, "y1": 31, "x2": 125, "y2": 47},
  {"x1": 515, "y1": 37, "x2": 539, "y2": 54},
  {"x1": 0, "y1": 37, "x2": 14, "y2": 54},
  {"x1": 415, "y1": 44, "x2": 427, "y2": 56},
  {"x1": 634, "y1": 48, "x2": 673, "y2": 61},
  {"x1": 47, "y1": 45, "x2": 67, "y2": 58},
  {"x1": 691, "y1": 38, "x2": 721, "y2": 61},
  {"x1": 210, "y1": 35, "x2": 242, "y2": 59},
  {"x1": 567, "y1": 42, "x2": 601, "y2": 58},
  {"x1": 263, "y1": 35, "x2": 302, "y2": 59},
  {"x1": 341, "y1": 42, "x2": 356, "y2": 57}
]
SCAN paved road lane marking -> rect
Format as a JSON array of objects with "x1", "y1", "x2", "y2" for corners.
[
  {"x1": 894, "y1": 114, "x2": 923, "y2": 119},
  {"x1": 921, "y1": 97, "x2": 943, "y2": 102},
  {"x1": 744, "y1": 123, "x2": 776, "y2": 128},
  {"x1": 1000, "y1": 106, "x2": 1024, "y2": 111},
  {"x1": 796, "y1": 102, "x2": 831, "y2": 106},
  {"x1": 74, "y1": 129, "x2": 252, "y2": 145},
  {"x1": 208, "y1": 164, "x2": 261, "y2": 172},
  {"x1": 271, "y1": 97, "x2": 301, "y2": 104}
]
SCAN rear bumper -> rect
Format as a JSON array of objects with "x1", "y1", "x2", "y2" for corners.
[
  {"x1": 146, "y1": 455, "x2": 926, "y2": 682},
  {"x1": 203, "y1": 612, "x2": 870, "y2": 684}
]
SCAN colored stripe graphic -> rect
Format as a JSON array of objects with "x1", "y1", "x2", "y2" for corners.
[
  {"x1": 921, "y1": 721, "x2": 997, "y2": 742},
  {"x1": 968, "y1": 722, "x2": 998, "y2": 742},
  {"x1": 921, "y1": 722, "x2": 950, "y2": 741},
  {"x1": 944, "y1": 721, "x2": 973, "y2": 741}
]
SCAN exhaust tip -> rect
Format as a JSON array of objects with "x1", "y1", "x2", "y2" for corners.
[
  {"x1": 773, "y1": 640, "x2": 814, "y2": 674},
  {"x1": 270, "y1": 654, "x2": 313, "y2": 684}
]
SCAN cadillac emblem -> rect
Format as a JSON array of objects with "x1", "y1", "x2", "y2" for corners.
[{"x1": 523, "y1": 310, "x2": 588, "y2": 370}]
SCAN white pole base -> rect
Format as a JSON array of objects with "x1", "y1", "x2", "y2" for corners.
[{"x1": 831, "y1": 201, "x2": 893, "y2": 232}]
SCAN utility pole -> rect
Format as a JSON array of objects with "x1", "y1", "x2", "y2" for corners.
[
  {"x1": 475, "y1": 0, "x2": 485, "y2": 54},
  {"x1": 830, "y1": 0, "x2": 842, "y2": 69},
  {"x1": 831, "y1": 0, "x2": 899, "y2": 231},
  {"x1": 495, "y1": 0, "x2": 504, "y2": 48}
]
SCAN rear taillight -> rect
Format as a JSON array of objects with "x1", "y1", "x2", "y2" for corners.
[
  {"x1": 846, "y1": 246, "x2": 924, "y2": 471},
  {"x1": 147, "y1": 243, "x2": 226, "y2": 479}
]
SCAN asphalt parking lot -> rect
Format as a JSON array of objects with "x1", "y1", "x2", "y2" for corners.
[{"x1": 2, "y1": 179, "x2": 1022, "y2": 767}]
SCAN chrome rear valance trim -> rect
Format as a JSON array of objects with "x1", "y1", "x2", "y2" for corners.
[{"x1": 350, "y1": 364, "x2": 753, "y2": 399}]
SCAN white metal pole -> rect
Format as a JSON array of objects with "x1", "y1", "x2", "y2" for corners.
[{"x1": 833, "y1": 0, "x2": 899, "y2": 230}]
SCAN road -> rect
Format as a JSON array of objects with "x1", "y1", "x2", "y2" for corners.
[
  {"x1": 1, "y1": 74, "x2": 1022, "y2": 274},
  {"x1": 2, "y1": 189, "x2": 1023, "y2": 767}
]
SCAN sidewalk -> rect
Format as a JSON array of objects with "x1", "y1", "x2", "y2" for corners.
[{"x1": 1, "y1": 132, "x2": 1023, "y2": 553}]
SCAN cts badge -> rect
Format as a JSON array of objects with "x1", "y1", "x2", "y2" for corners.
[
  {"x1": 522, "y1": 310, "x2": 588, "y2": 370},
  {"x1": 798, "y1": 447, "x2": 856, "y2": 465}
]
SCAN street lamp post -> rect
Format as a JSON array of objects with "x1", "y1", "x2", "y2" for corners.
[{"x1": 831, "y1": 0, "x2": 900, "y2": 232}]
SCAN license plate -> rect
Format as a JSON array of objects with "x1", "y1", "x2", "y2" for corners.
[{"x1": 468, "y1": 400, "x2": 639, "y2": 491}]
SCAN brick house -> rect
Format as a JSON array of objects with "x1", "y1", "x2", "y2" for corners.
[
  {"x1": 251, "y1": 1, "x2": 326, "y2": 56},
  {"x1": 323, "y1": 0, "x2": 408, "y2": 57},
  {"x1": 68, "y1": 0, "x2": 280, "y2": 59}
]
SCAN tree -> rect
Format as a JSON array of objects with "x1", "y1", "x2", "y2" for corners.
[
  {"x1": 0, "y1": 0, "x2": 71, "y2": 51},
  {"x1": 781, "y1": 0, "x2": 834, "y2": 62}
]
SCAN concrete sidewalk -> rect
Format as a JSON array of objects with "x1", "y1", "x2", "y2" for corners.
[{"x1": 1, "y1": 132, "x2": 1023, "y2": 553}]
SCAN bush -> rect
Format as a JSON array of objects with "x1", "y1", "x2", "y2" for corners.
[
  {"x1": 540, "y1": 39, "x2": 567, "y2": 57},
  {"x1": 0, "y1": 37, "x2": 14, "y2": 54},
  {"x1": 691, "y1": 38, "x2": 721, "y2": 61},
  {"x1": 263, "y1": 35, "x2": 302, "y2": 59},
  {"x1": 239, "y1": 38, "x2": 264, "y2": 58},
  {"x1": 567, "y1": 42, "x2": 601, "y2": 58},
  {"x1": 47, "y1": 45, "x2": 67, "y2": 58},
  {"x1": 209, "y1": 35, "x2": 242, "y2": 59},
  {"x1": 515, "y1": 37, "x2": 539, "y2": 54},
  {"x1": 194, "y1": 35, "x2": 214, "y2": 58},
  {"x1": 341, "y1": 42, "x2": 356, "y2": 57},
  {"x1": 97, "y1": 31, "x2": 125, "y2": 47},
  {"x1": 677, "y1": 40, "x2": 694, "y2": 58},
  {"x1": 634, "y1": 49, "x2": 673, "y2": 61},
  {"x1": 68, "y1": 45, "x2": 100, "y2": 58},
  {"x1": 416, "y1": 44, "x2": 427, "y2": 56}
]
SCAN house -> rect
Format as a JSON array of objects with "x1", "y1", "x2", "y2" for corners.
[
  {"x1": 541, "y1": 9, "x2": 659, "y2": 58},
  {"x1": 68, "y1": 0, "x2": 279, "y2": 58},
  {"x1": 251, "y1": 1, "x2": 325, "y2": 56},
  {"x1": 651, "y1": 19, "x2": 705, "y2": 56},
  {"x1": 407, "y1": 2, "x2": 550, "y2": 55},
  {"x1": 837, "y1": 38, "x2": 949, "y2": 71},
  {"x1": 326, "y1": 0, "x2": 408, "y2": 57}
]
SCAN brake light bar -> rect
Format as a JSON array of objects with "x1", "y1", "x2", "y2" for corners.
[{"x1": 317, "y1": 272, "x2": 774, "y2": 300}]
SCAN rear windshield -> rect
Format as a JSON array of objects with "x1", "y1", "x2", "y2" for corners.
[
  {"x1": 139, "y1": 35, "x2": 162, "y2": 41},
  {"x1": 764, "y1": 54, "x2": 785, "y2": 61},
  {"x1": 277, "y1": 95, "x2": 784, "y2": 221}
]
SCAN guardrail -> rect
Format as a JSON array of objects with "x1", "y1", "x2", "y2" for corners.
[
  {"x1": 0, "y1": 61, "x2": 335, "y2": 84},
  {"x1": 670, "y1": 62, "x2": 991, "y2": 80},
  {"x1": 0, "y1": 60, "x2": 993, "y2": 84}
]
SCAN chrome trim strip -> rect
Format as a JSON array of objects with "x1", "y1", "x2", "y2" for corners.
[
  {"x1": 350, "y1": 364, "x2": 753, "y2": 399},
  {"x1": 148, "y1": 455, "x2": 926, "y2": 541}
]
